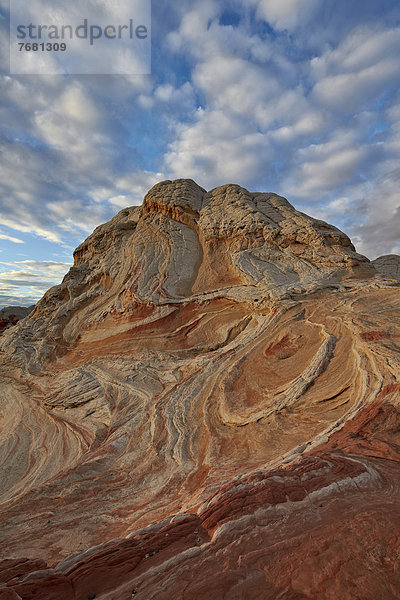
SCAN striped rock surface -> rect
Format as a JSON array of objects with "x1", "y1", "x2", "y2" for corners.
[{"x1": 0, "y1": 180, "x2": 399, "y2": 600}]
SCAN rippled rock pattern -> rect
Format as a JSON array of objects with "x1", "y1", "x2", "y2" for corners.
[{"x1": 0, "y1": 180, "x2": 399, "y2": 599}]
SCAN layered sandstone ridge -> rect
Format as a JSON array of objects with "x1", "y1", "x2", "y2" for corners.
[
  {"x1": 1, "y1": 180, "x2": 375, "y2": 369},
  {"x1": 0, "y1": 180, "x2": 399, "y2": 600},
  {"x1": 373, "y1": 254, "x2": 400, "y2": 281}
]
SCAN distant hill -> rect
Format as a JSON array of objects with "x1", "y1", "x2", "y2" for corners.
[{"x1": 0, "y1": 304, "x2": 34, "y2": 334}]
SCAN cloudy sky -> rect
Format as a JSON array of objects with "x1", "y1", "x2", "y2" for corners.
[{"x1": 0, "y1": 0, "x2": 399, "y2": 307}]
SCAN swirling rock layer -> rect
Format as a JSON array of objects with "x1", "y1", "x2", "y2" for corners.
[{"x1": 0, "y1": 180, "x2": 399, "y2": 599}]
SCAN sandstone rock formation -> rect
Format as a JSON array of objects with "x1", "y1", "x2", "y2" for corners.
[
  {"x1": 373, "y1": 254, "x2": 400, "y2": 281},
  {"x1": 0, "y1": 305, "x2": 34, "y2": 335},
  {"x1": 0, "y1": 180, "x2": 399, "y2": 600}
]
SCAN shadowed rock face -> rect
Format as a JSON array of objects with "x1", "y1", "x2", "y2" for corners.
[
  {"x1": 0, "y1": 306, "x2": 34, "y2": 335},
  {"x1": 0, "y1": 180, "x2": 399, "y2": 600},
  {"x1": 373, "y1": 254, "x2": 400, "y2": 281}
]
